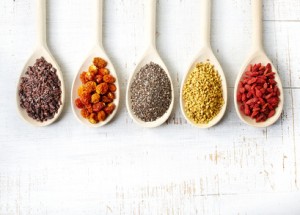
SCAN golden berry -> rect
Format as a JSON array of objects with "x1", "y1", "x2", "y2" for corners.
[
  {"x1": 97, "y1": 110, "x2": 106, "y2": 121},
  {"x1": 91, "y1": 93, "x2": 100, "y2": 104},
  {"x1": 93, "y1": 57, "x2": 107, "y2": 68},
  {"x1": 96, "y1": 83, "x2": 108, "y2": 95}
]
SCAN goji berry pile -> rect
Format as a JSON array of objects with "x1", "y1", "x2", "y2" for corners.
[
  {"x1": 237, "y1": 63, "x2": 280, "y2": 122},
  {"x1": 75, "y1": 57, "x2": 117, "y2": 124}
]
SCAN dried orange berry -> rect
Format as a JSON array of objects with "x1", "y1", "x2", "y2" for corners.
[
  {"x1": 92, "y1": 102, "x2": 105, "y2": 112},
  {"x1": 86, "y1": 71, "x2": 95, "y2": 81},
  {"x1": 75, "y1": 98, "x2": 84, "y2": 109},
  {"x1": 97, "y1": 110, "x2": 106, "y2": 121},
  {"x1": 81, "y1": 108, "x2": 90, "y2": 118},
  {"x1": 80, "y1": 72, "x2": 89, "y2": 84},
  {"x1": 101, "y1": 96, "x2": 112, "y2": 103},
  {"x1": 77, "y1": 85, "x2": 84, "y2": 97},
  {"x1": 107, "y1": 92, "x2": 115, "y2": 100},
  {"x1": 108, "y1": 84, "x2": 117, "y2": 92},
  {"x1": 84, "y1": 81, "x2": 96, "y2": 93},
  {"x1": 99, "y1": 68, "x2": 110, "y2": 76},
  {"x1": 95, "y1": 75, "x2": 103, "y2": 83},
  {"x1": 89, "y1": 65, "x2": 98, "y2": 73},
  {"x1": 103, "y1": 75, "x2": 115, "y2": 84},
  {"x1": 104, "y1": 103, "x2": 115, "y2": 115},
  {"x1": 75, "y1": 57, "x2": 116, "y2": 125},
  {"x1": 89, "y1": 113, "x2": 98, "y2": 124},
  {"x1": 85, "y1": 104, "x2": 93, "y2": 114},
  {"x1": 91, "y1": 93, "x2": 100, "y2": 104},
  {"x1": 93, "y1": 57, "x2": 107, "y2": 68},
  {"x1": 96, "y1": 83, "x2": 108, "y2": 95},
  {"x1": 80, "y1": 91, "x2": 91, "y2": 105}
]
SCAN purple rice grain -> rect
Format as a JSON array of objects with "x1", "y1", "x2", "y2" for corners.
[
  {"x1": 18, "y1": 57, "x2": 62, "y2": 122},
  {"x1": 130, "y1": 62, "x2": 172, "y2": 122}
]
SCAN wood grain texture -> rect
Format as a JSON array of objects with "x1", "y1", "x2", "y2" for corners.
[{"x1": 0, "y1": 0, "x2": 299, "y2": 214}]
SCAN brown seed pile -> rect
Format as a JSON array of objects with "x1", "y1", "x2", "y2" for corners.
[
  {"x1": 130, "y1": 62, "x2": 172, "y2": 122},
  {"x1": 18, "y1": 57, "x2": 62, "y2": 122}
]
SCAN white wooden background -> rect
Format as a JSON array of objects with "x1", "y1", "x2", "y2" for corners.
[{"x1": 0, "y1": 0, "x2": 300, "y2": 214}]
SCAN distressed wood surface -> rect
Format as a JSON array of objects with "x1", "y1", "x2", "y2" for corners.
[{"x1": 0, "y1": 0, "x2": 299, "y2": 214}]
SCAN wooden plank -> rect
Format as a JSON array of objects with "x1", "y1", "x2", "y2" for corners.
[{"x1": 294, "y1": 90, "x2": 300, "y2": 189}]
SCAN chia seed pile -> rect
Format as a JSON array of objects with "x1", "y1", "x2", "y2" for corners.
[
  {"x1": 130, "y1": 62, "x2": 172, "y2": 122},
  {"x1": 18, "y1": 57, "x2": 62, "y2": 122}
]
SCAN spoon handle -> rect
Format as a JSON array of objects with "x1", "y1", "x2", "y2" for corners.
[
  {"x1": 145, "y1": 0, "x2": 156, "y2": 48},
  {"x1": 200, "y1": 0, "x2": 211, "y2": 48},
  {"x1": 36, "y1": 0, "x2": 47, "y2": 47},
  {"x1": 94, "y1": 0, "x2": 103, "y2": 48},
  {"x1": 252, "y1": 0, "x2": 263, "y2": 51}
]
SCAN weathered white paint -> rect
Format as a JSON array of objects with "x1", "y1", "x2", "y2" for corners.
[{"x1": 0, "y1": 0, "x2": 299, "y2": 214}]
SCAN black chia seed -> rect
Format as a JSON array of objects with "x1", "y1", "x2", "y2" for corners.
[
  {"x1": 18, "y1": 57, "x2": 62, "y2": 122},
  {"x1": 130, "y1": 62, "x2": 172, "y2": 122}
]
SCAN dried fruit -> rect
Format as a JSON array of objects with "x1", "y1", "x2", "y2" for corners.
[
  {"x1": 89, "y1": 113, "x2": 98, "y2": 124},
  {"x1": 103, "y1": 75, "x2": 115, "y2": 84},
  {"x1": 89, "y1": 65, "x2": 98, "y2": 73},
  {"x1": 75, "y1": 98, "x2": 84, "y2": 109},
  {"x1": 84, "y1": 81, "x2": 96, "y2": 93},
  {"x1": 93, "y1": 102, "x2": 105, "y2": 112},
  {"x1": 104, "y1": 103, "x2": 115, "y2": 115},
  {"x1": 75, "y1": 57, "x2": 117, "y2": 124},
  {"x1": 97, "y1": 111, "x2": 106, "y2": 121},
  {"x1": 81, "y1": 109, "x2": 90, "y2": 118},
  {"x1": 101, "y1": 96, "x2": 112, "y2": 103},
  {"x1": 96, "y1": 83, "x2": 108, "y2": 95},
  {"x1": 80, "y1": 91, "x2": 91, "y2": 105},
  {"x1": 107, "y1": 92, "x2": 115, "y2": 100},
  {"x1": 80, "y1": 72, "x2": 88, "y2": 84},
  {"x1": 108, "y1": 84, "x2": 117, "y2": 92},
  {"x1": 85, "y1": 104, "x2": 93, "y2": 113},
  {"x1": 85, "y1": 72, "x2": 94, "y2": 81},
  {"x1": 93, "y1": 57, "x2": 107, "y2": 68},
  {"x1": 91, "y1": 93, "x2": 100, "y2": 104},
  {"x1": 95, "y1": 75, "x2": 103, "y2": 83},
  {"x1": 237, "y1": 63, "x2": 280, "y2": 122},
  {"x1": 99, "y1": 68, "x2": 110, "y2": 76},
  {"x1": 77, "y1": 85, "x2": 84, "y2": 97}
]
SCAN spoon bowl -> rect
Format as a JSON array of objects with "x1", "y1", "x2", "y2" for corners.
[
  {"x1": 16, "y1": 0, "x2": 65, "y2": 127},
  {"x1": 71, "y1": 0, "x2": 120, "y2": 128},
  {"x1": 71, "y1": 47, "x2": 120, "y2": 128},
  {"x1": 180, "y1": 47, "x2": 227, "y2": 128},
  {"x1": 126, "y1": 47, "x2": 174, "y2": 128},
  {"x1": 126, "y1": 0, "x2": 174, "y2": 128},
  {"x1": 234, "y1": 51, "x2": 284, "y2": 127},
  {"x1": 180, "y1": 0, "x2": 227, "y2": 128},
  {"x1": 234, "y1": 0, "x2": 284, "y2": 127}
]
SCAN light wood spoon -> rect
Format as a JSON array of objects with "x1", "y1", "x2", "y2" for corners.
[
  {"x1": 16, "y1": 0, "x2": 65, "y2": 127},
  {"x1": 180, "y1": 0, "x2": 227, "y2": 128},
  {"x1": 234, "y1": 0, "x2": 284, "y2": 127},
  {"x1": 126, "y1": 0, "x2": 174, "y2": 128},
  {"x1": 71, "y1": 0, "x2": 120, "y2": 127}
]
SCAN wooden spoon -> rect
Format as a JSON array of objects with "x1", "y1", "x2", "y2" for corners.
[
  {"x1": 126, "y1": 0, "x2": 174, "y2": 128},
  {"x1": 180, "y1": 0, "x2": 227, "y2": 128},
  {"x1": 71, "y1": 0, "x2": 120, "y2": 127},
  {"x1": 16, "y1": 0, "x2": 65, "y2": 127},
  {"x1": 234, "y1": 0, "x2": 284, "y2": 127}
]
